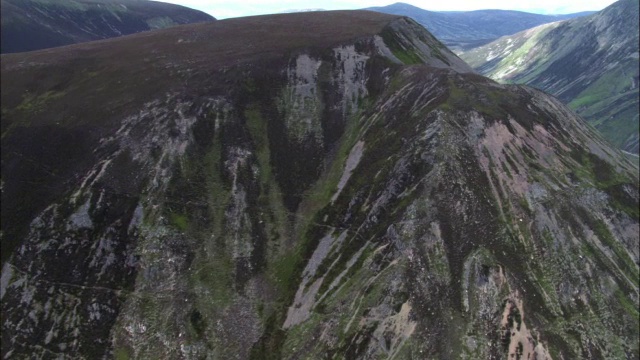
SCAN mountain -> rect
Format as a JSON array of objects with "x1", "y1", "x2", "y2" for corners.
[
  {"x1": 460, "y1": 0, "x2": 640, "y2": 154},
  {"x1": 0, "y1": 0, "x2": 215, "y2": 54},
  {"x1": 2, "y1": 10, "x2": 638, "y2": 360},
  {"x1": 365, "y1": 2, "x2": 594, "y2": 52}
]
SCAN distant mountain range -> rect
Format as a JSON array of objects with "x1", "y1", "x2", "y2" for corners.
[
  {"x1": 460, "y1": 0, "x2": 639, "y2": 154},
  {"x1": 366, "y1": 2, "x2": 594, "y2": 51},
  {"x1": 0, "y1": 0, "x2": 215, "y2": 53}
]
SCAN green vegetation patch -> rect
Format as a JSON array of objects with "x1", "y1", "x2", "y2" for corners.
[
  {"x1": 615, "y1": 288, "x2": 640, "y2": 318},
  {"x1": 570, "y1": 148, "x2": 639, "y2": 218},
  {"x1": 146, "y1": 16, "x2": 178, "y2": 29},
  {"x1": 269, "y1": 252, "x2": 301, "y2": 295},
  {"x1": 569, "y1": 63, "x2": 635, "y2": 113},
  {"x1": 191, "y1": 256, "x2": 234, "y2": 309},
  {"x1": 15, "y1": 90, "x2": 66, "y2": 115},
  {"x1": 568, "y1": 61, "x2": 639, "y2": 151},
  {"x1": 590, "y1": 218, "x2": 639, "y2": 280},
  {"x1": 380, "y1": 27, "x2": 423, "y2": 65},
  {"x1": 169, "y1": 213, "x2": 188, "y2": 231},
  {"x1": 114, "y1": 347, "x2": 131, "y2": 360}
]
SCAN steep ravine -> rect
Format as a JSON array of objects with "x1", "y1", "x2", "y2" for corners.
[{"x1": 1, "y1": 10, "x2": 638, "y2": 359}]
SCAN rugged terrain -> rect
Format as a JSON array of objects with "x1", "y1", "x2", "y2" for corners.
[
  {"x1": 2, "y1": 10, "x2": 639, "y2": 360},
  {"x1": 0, "y1": 0, "x2": 214, "y2": 54},
  {"x1": 366, "y1": 2, "x2": 593, "y2": 52},
  {"x1": 460, "y1": 0, "x2": 640, "y2": 154}
]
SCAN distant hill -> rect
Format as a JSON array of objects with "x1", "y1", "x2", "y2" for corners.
[
  {"x1": 366, "y1": 2, "x2": 593, "y2": 51},
  {"x1": 460, "y1": 0, "x2": 639, "y2": 154},
  {"x1": 0, "y1": 0, "x2": 215, "y2": 53}
]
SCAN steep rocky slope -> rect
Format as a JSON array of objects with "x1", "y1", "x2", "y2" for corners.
[
  {"x1": 2, "y1": 10, "x2": 638, "y2": 360},
  {"x1": 366, "y1": 2, "x2": 593, "y2": 52},
  {"x1": 0, "y1": 0, "x2": 214, "y2": 54},
  {"x1": 460, "y1": 0, "x2": 639, "y2": 154}
]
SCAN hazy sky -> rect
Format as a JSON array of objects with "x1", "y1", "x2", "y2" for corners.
[{"x1": 159, "y1": 0, "x2": 619, "y2": 19}]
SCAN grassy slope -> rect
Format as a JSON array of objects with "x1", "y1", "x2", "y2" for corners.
[
  {"x1": 459, "y1": 0, "x2": 640, "y2": 154},
  {"x1": 568, "y1": 60, "x2": 639, "y2": 152}
]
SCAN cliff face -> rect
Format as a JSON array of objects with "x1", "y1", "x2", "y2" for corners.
[
  {"x1": 0, "y1": 0, "x2": 215, "y2": 54},
  {"x1": 1, "y1": 10, "x2": 638, "y2": 359},
  {"x1": 460, "y1": 0, "x2": 640, "y2": 154}
]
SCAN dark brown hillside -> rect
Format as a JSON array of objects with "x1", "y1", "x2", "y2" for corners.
[
  {"x1": 2, "y1": 11, "x2": 401, "y2": 127},
  {"x1": 0, "y1": 11, "x2": 411, "y2": 265}
]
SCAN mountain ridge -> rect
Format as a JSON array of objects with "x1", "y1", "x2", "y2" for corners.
[
  {"x1": 460, "y1": 0, "x2": 640, "y2": 154},
  {"x1": 0, "y1": 0, "x2": 215, "y2": 54},
  {"x1": 1, "y1": 10, "x2": 638, "y2": 359},
  {"x1": 365, "y1": 2, "x2": 595, "y2": 51}
]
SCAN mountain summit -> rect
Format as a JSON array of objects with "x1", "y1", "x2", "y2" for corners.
[{"x1": 1, "y1": 10, "x2": 638, "y2": 359}]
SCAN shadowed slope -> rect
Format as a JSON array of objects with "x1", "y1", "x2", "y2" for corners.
[{"x1": 1, "y1": 0, "x2": 215, "y2": 54}]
